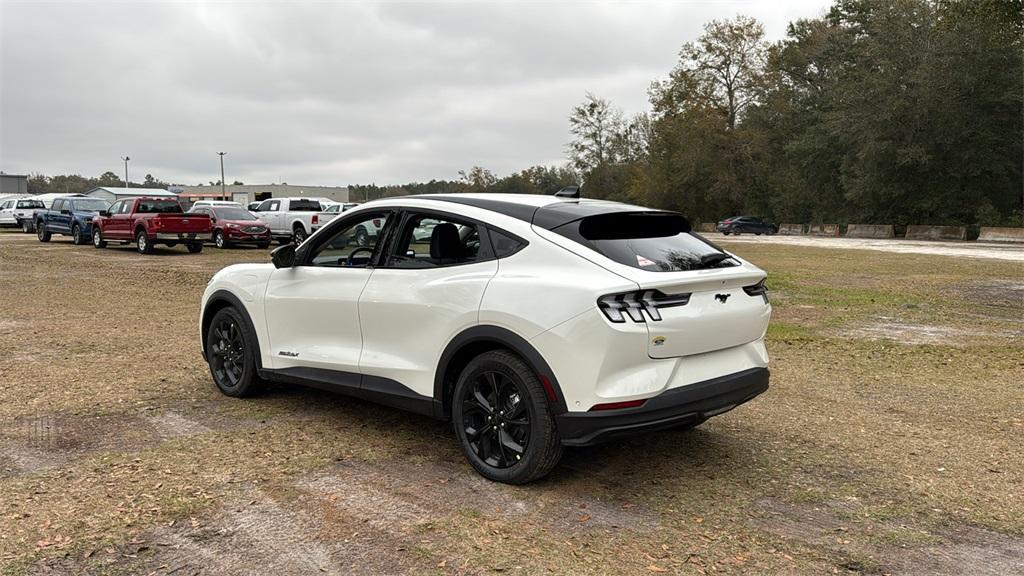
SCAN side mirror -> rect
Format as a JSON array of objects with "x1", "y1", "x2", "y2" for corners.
[
  {"x1": 271, "y1": 244, "x2": 296, "y2": 269},
  {"x1": 98, "y1": 210, "x2": 110, "y2": 217},
  {"x1": 210, "y1": 217, "x2": 217, "y2": 223}
]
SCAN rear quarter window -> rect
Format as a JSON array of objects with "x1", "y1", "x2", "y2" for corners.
[
  {"x1": 289, "y1": 199, "x2": 322, "y2": 211},
  {"x1": 552, "y1": 212, "x2": 738, "y2": 272}
]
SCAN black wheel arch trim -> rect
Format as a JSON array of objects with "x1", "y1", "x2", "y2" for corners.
[
  {"x1": 201, "y1": 290, "x2": 263, "y2": 370},
  {"x1": 434, "y1": 325, "x2": 568, "y2": 419}
]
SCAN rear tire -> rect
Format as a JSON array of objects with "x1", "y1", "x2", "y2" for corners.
[
  {"x1": 187, "y1": 242, "x2": 203, "y2": 253},
  {"x1": 452, "y1": 350, "x2": 562, "y2": 484},
  {"x1": 37, "y1": 224, "x2": 51, "y2": 242},
  {"x1": 22, "y1": 220, "x2": 33, "y2": 233},
  {"x1": 293, "y1": 226, "x2": 308, "y2": 244},
  {"x1": 93, "y1": 228, "x2": 107, "y2": 248},
  {"x1": 136, "y1": 230, "x2": 153, "y2": 254},
  {"x1": 205, "y1": 307, "x2": 261, "y2": 397}
]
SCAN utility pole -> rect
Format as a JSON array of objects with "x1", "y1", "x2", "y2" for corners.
[
  {"x1": 121, "y1": 156, "x2": 130, "y2": 189},
  {"x1": 217, "y1": 152, "x2": 227, "y2": 199}
]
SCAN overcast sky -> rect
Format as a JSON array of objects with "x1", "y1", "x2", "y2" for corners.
[{"x1": 1, "y1": 1, "x2": 831, "y2": 187}]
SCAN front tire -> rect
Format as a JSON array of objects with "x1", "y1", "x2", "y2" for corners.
[
  {"x1": 71, "y1": 224, "x2": 83, "y2": 245},
  {"x1": 257, "y1": 241, "x2": 270, "y2": 249},
  {"x1": 214, "y1": 230, "x2": 229, "y2": 249},
  {"x1": 187, "y1": 242, "x2": 203, "y2": 253},
  {"x1": 136, "y1": 230, "x2": 153, "y2": 254},
  {"x1": 37, "y1": 224, "x2": 51, "y2": 242},
  {"x1": 205, "y1": 307, "x2": 261, "y2": 397},
  {"x1": 93, "y1": 228, "x2": 107, "y2": 248},
  {"x1": 452, "y1": 350, "x2": 562, "y2": 484}
]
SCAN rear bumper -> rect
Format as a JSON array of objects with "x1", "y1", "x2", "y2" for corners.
[
  {"x1": 154, "y1": 232, "x2": 201, "y2": 241},
  {"x1": 555, "y1": 367, "x2": 769, "y2": 446}
]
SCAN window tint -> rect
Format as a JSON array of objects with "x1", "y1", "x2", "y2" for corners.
[
  {"x1": 309, "y1": 212, "x2": 390, "y2": 268},
  {"x1": 552, "y1": 212, "x2": 738, "y2": 272},
  {"x1": 18, "y1": 199, "x2": 45, "y2": 209},
  {"x1": 70, "y1": 199, "x2": 109, "y2": 212},
  {"x1": 488, "y1": 229, "x2": 526, "y2": 258},
  {"x1": 388, "y1": 213, "x2": 483, "y2": 269},
  {"x1": 213, "y1": 207, "x2": 256, "y2": 220},
  {"x1": 257, "y1": 200, "x2": 277, "y2": 212},
  {"x1": 289, "y1": 199, "x2": 321, "y2": 212},
  {"x1": 52, "y1": 199, "x2": 65, "y2": 212},
  {"x1": 136, "y1": 199, "x2": 182, "y2": 213}
]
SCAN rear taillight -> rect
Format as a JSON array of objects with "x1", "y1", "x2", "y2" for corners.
[
  {"x1": 597, "y1": 290, "x2": 690, "y2": 323},
  {"x1": 373, "y1": 218, "x2": 381, "y2": 227},
  {"x1": 589, "y1": 399, "x2": 646, "y2": 411},
  {"x1": 743, "y1": 279, "x2": 769, "y2": 303},
  {"x1": 312, "y1": 215, "x2": 318, "y2": 225}
]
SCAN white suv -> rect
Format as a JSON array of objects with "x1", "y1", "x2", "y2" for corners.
[{"x1": 199, "y1": 193, "x2": 771, "y2": 483}]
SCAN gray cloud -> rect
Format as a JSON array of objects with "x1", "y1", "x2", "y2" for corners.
[{"x1": 1, "y1": 1, "x2": 830, "y2": 186}]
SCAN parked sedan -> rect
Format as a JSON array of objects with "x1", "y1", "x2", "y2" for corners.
[
  {"x1": 189, "y1": 205, "x2": 271, "y2": 249},
  {"x1": 716, "y1": 216, "x2": 778, "y2": 235}
]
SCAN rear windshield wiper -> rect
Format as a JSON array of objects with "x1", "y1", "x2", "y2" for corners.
[{"x1": 700, "y1": 253, "x2": 734, "y2": 267}]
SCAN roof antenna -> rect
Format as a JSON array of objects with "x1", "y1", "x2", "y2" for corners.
[{"x1": 554, "y1": 185, "x2": 581, "y2": 199}]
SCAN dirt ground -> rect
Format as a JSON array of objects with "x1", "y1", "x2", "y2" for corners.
[
  {"x1": 1, "y1": 229, "x2": 1022, "y2": 575},
  {"x1": 704, "y1": 232, "x2": 1024, "y2": 262}
]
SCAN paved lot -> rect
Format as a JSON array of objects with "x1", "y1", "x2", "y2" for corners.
[
  {"x1": 1, "y1": 229, "x2": 1022, "y2": 575},
  {"x1": 705, "y1": 233, "x2": 1024, "y2": 262}
]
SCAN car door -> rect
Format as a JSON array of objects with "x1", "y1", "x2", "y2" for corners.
[
  {"x1": 357, "y1": 209, "x2": 499, "y2": 400},
  {"x1": 51, "y1": 199, "x2": 71, "y2": 233},
  {"x1": 107, "y1": 200, "x2": 133, "y2": 239},
  {"x1": 0, "y1": 201, "x2": 13, "y2": 225},
  {"x1": 258, "y1": 199, "x2": 282, "y2": 234},
  {"x1": 263, "y1": 209, "x2": 398, "y2": 380}
]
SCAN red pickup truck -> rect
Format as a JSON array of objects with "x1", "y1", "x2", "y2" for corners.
[{"x1": 92, "y1": 197, "x2": 212, "y2": 254}]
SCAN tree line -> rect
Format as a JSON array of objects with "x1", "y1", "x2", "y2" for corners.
[
  {"x1": 24, "y1": 0, "x2": 1021, "y2": 227},
  {"x1": 358, "y1": 0, "x2": 1023, "y2": 227}
]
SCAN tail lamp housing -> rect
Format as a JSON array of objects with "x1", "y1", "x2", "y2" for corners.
[{"x1": 597, "y1": 290, "x2": 691, "y2": 323}]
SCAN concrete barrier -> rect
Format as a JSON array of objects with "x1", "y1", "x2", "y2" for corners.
[
  {"x1": 978, "y1": 227, "x2": 1024, "y2": 243},
  {"x1": 778, "y1": 223, "x2": 804, "y2": 235},
  {"x1": 905, "y1": 225, "x2": 967, "y2": 241},
  {"x1": 846, "y1": 224, "x2": 895, "y2": 239},
  {"x1": 698, "y1": 222, "x2": 716, "y2": 233},
  {"x1": 808, "y1": 224, "x2": 840, "y2": 237}
]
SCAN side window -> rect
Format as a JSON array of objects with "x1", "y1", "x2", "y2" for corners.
[
  {"x1": 488, "y1": 228, "x2": 526, "y2": 258},
  {"x1": 120, "y1": 201, "x2": 133, "y2": 214},
  {"x1": 388, "y1": 212, "x2": 484, "y2": 269},
  {"x1": 257, "y1": 200, "x2": 276, "y2": 212},
  {"x1": 269, "y1": 200, "x2": 280, "y2": 212},
  {"x1": 1, "y1": 201, "x2": 11, "y2": 210},
  {"x1": 52, "y1": 199, "x2": 65, "y2": 212},
  {"x1": 308, "y1": 212, "x2": 391, "y2": 268},
  {"x1": 107, "y1": 201, "x2": 121, "y2": 214}
]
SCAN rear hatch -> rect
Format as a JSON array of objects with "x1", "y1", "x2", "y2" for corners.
[
  {"x1": 153, "y1": 213, "x2": 211, "y2": 233},
  {"x1": 546, "y1": 210, "x2": 770, "y2": 359}
]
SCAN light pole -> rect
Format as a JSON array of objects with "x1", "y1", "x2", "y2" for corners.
[
  {"x1": 217, "y1": 152, "x2": 227, "y2": 199},
  {"x1": 121, "y1": 156, "x2": 130, "y2": 189}
]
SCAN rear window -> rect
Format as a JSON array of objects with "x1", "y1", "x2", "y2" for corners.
[
  {"x1": 290, "y1": 199, "x2": 322, "y2": 211},
  {"x1": 552, "y1": 212, "x2": 738, "y2": 272},
  {"x1": 136, "y1": 199, "x2": 183, "y2": 213},
  {"x1": 17, "y1": 200, "x2": 44, "y2": 209}
]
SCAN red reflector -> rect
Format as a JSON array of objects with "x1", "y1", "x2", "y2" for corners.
[
  {"x1": 373, "y1": 218, "x2": 381, "y2": 227},
  {"x1": 589, "y1": 399, "x2": 646, "y2": 411},
  {"x1": 539, "y1": 375, "x2": 557, "y2": 403}
]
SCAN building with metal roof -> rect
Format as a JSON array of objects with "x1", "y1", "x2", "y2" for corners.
[
  {"x1": 172, "y1": 184, "x2": 349, "y2": 205},
  {"x1": 85, "y1": 187, "x2": 177, "y2": 202}
]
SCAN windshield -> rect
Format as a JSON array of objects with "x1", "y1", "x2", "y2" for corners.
[
  {"x1": 552, "y1": 211, "x2": 739, "y2": 272},
  {"x1": 213, "y1": 207, "x2": 257, "y2": 220},
  {"x1": 136, "y1": 199, "x2": 183, "y2": 213},
  {"x1": 17, "y1": 200, "x2": 44, "y2": 209},
  {"x1": 69, "y1": 199, "x2": 110, "y2": 212}
]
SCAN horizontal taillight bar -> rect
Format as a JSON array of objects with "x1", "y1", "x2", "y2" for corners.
[
  {"x1": 597, "y1": 290, "x2": 690, "y2": 323},
  {"x1": 589, "y1": 399, "x2": 646, "y2": 411}
]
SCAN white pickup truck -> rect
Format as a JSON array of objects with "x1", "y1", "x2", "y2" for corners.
[{"x1": 250, "y1": 197, "x2": 336, "y2": 244}]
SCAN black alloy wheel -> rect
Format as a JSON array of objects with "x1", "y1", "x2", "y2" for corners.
[
  {"x1": 453, "y1": 350, "x2": 562, "y2": 484},
  {"x1": 462, "y1": 370, "x2": 531, "y2": 469},
  {"x1": 205, "y1": 307, "x2": 260, "y2": 397}
]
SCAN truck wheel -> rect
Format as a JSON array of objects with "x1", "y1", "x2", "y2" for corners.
[
  {"x1": 205, "y1": 307, "x2": 261, "y2": 397},
  {"x1": 22, "y1": 220, "x2": 33, "y2": 234},
  {"x1": 187, "y1": 242, "x2": 203, "y2": 254},
  {"x1": 293, "y1": 226, "x2": 308, "y2": 244},
  {"x1": 37, "y1": 224, "x2": 51, "y2": 242},
  {"x1": 93, "y1": 229, "x2": 107, "y2": 248},
  {"x1": 214, "y1": 230, "x2": 229, "y2": 249},
  {"x1": 452, "y1": 350, "x2": 563, "y2": 484},
  {"x1": 354, "y1": 226, "x2": 369, "y2": 247},
  {"x1": 71, "y1": 224, "x2": 84, "y2": 245},
  {"x1": 136, "y1": 230, "x2": 153, "y2": 254}
]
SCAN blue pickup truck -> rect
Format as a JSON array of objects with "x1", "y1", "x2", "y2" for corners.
[{"x1": 35, "y1": 196, "x2": 112, "y2": 245}]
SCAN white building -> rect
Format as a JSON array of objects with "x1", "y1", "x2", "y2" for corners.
[
  {"x1": 85, "y1": 187, "x2": 177, "y2": 202},
  {"x1": 173, "y1": 184, "x2": 349, "y2": 205}
]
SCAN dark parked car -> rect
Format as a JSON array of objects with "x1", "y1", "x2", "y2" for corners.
[{"x1": 716, "y1": 216, "x2": 778, "y2": 235}]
